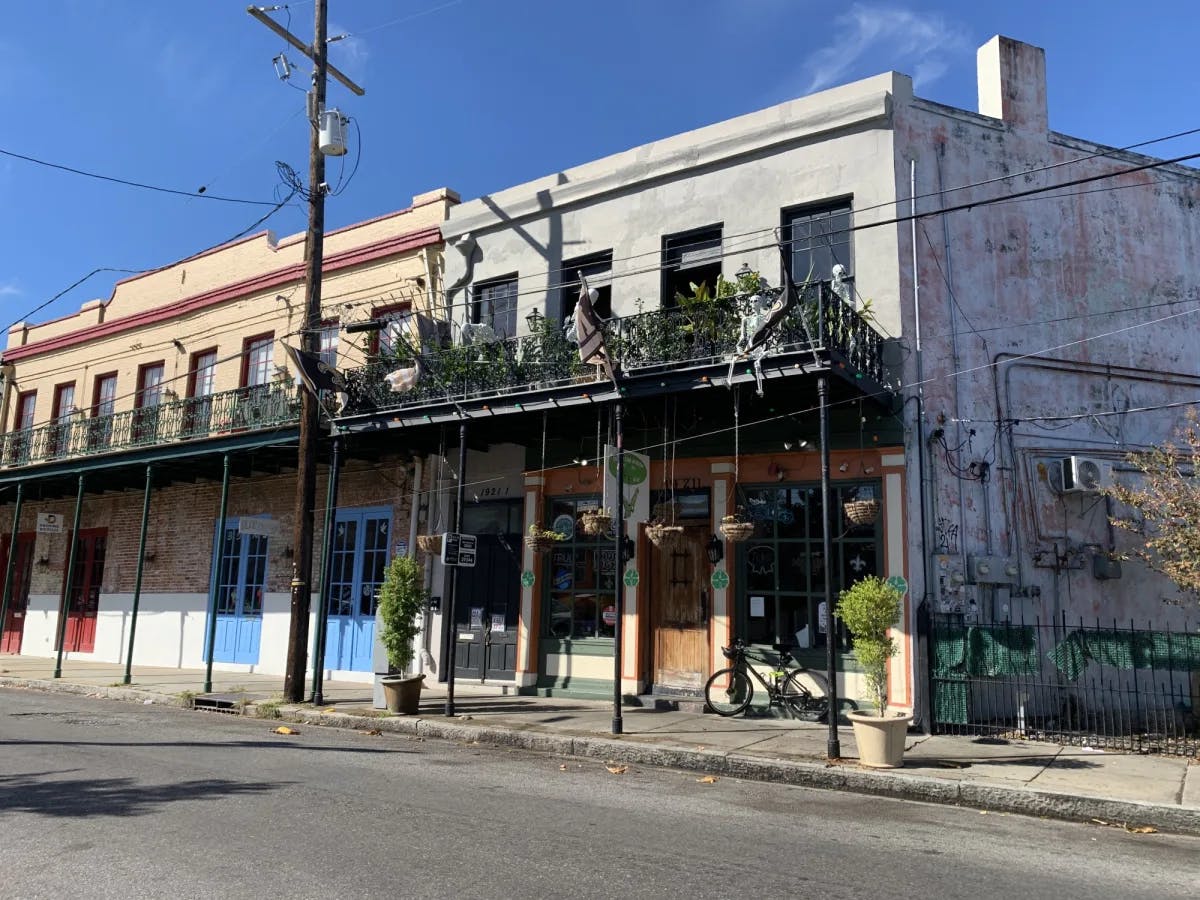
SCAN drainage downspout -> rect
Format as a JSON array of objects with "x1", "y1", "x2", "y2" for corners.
[{"x1": 911, "y1": 158, "x2": 935, "y2": 732}]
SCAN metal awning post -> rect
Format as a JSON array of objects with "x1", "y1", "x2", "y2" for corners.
[
  {"x1": 123, "y1": 465, "x2": 154, "y2": 685},
  {"x1": 444, "y1": 420, "x2": 467, "y2": 717},
  {"x1": 311, "y1": 436, "x2": 342, "y2": 706},
  {"x1": 204, "y1": 455, "x2": 232, "y2": 694},
  {"x1": 54, "y1": 475, "x2": 86, "y2": 679},
  {"x1": 819, "y1": 376, "x2": 841, "y2": 759},
  {"x1": 0, "y1": 483, "x2": 25, "y2": 648},
  {"x1": 612, "y1": 400, "x2": 625, "y2": 735}
]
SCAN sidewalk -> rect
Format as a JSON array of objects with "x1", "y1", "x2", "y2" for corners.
[{"x1": 2, "y1": 654, "x2": 1197, "y2": 835}]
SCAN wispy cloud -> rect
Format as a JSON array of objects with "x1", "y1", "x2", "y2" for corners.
[
  {"x1": 801, "y1": 3, "x2": 971, "y2": 95},
  {"x1": 328, "y1": 23, "x2": 369, "y2": 87},
  {"x1": 0, "y1": 283, "x2": 22, "y2": 298}
]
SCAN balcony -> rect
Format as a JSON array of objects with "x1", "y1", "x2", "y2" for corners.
[
  {"x1": 340, "y1": 283, "x2": 889, "y2": 421},
  {"x1": 0, "y1": 384, "x2": 301, "y2": 471}
]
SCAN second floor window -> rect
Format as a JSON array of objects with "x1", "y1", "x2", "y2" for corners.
[
  {"x1": 318, "y1": 323, "x2": 340, "y2": 367},
  {"x1": 784, "y1": 201, "x2": 852, "y2": 285},
  {"x1": 136, "y1": 363, "x2": 165, "y2": 409},
  {"x1": 189, "y1": 349, "x2": 217, "y2": 398},
  {"x1": 371, "y1": 307, "x2": 412, "y2": 358},
  {"x1": 14, "y1": 391, "x2": 36, "y2": 430},
  {"x1": 662, "y1": 225, "x2": 723, "y2": 308},
  {"x1": 52, "y1": 383, "x2": 76, "y2": 422},
  {"x1": 243, "y1": 335, "x2": 274, "y2": 388},
  {"x1": 559, "y1": 252, "x2": 613, "y2": 323},
  {"x1": 93, "y1": 375, "x2": 117, "y2": 418},
  {"x1": 472, "y1": 276, "x2": 517, "y2": 340}
]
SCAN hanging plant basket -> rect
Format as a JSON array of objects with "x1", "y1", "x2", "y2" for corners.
[
  {"x1": 580, "y1": 509, "x2": 613, "y2": 537},
  {"x1": 525, "y1": 525, "x2": 568, "y2": 555},
  {"x1": 646, "y1": 521, "x2": 685, "y2": 550},
  {"x1": 844, "y1": 499, "x2": 881, "y2": 526},
  {"x1": 719, "y1": 515, "x2": 756, "y2": 543},
  {"x1": 415, "y1": 534, "x2": 442, "y2": 557}
]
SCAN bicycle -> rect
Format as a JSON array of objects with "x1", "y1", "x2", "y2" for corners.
[{"x1": 704, "y1": 637, "x2": 829, "y2": 720}]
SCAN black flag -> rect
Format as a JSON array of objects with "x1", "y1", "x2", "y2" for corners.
[
  {"x1": 745, "y1": 242, "x2": 807, "y2": 354},
  {"x1": 284, "y1": 344, "x2": 346, "y2": 396}
]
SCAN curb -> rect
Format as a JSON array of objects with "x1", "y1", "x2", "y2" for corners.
[{"x1": 4, "y1": 676, "x2": 1196, "y2": 837}]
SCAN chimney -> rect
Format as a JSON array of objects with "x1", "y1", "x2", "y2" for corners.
[{"x1": 977, "y1": 36, "x2": 1048, "y2": 132}]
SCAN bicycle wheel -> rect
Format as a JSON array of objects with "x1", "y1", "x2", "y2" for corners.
[
  {"x1": 705, "y1": 667, "x2": 754, "y2": 716},
  {"x1": 781, "y1": 668, "x2": 829, "y2": 722}
]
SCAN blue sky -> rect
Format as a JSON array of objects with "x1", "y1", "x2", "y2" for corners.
[{"x1": 3, "y1": 0, "x2": 1198, "y2": 327}]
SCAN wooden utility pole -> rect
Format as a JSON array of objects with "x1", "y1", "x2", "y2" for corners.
[{"x1": 247, "y1": 2, "x2": 363, "y2": 702}]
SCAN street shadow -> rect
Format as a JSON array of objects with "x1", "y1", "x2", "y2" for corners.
[
  {"x1": 912, "y1": 756, "x2": 1102, "y2": 770},
  {"x1": 0, "y1": 772, "x2": 285, "y2": 818},
  {"x1": 0, "y1": 738, "x2": 412, "y2": 755}
]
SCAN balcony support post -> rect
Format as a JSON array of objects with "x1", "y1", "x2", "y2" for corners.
[
  {"x1": 204, "y1": 455, "x2": 232, "y2": 694},
  {"x1": 612, "y1": 400, "x2": 625, "y2": 735},
  {"x1": 53, "y1": 475, "x2": 86, "y2": 679},
  {"x1": 444, "y1": 419, "x2": 468, "y2": 717},
  {"x1": 0, "y1": 482, "x2": 25, "y2": 649},
  {"x1": 123, "y1": 465, "x2": 154, "y2": 685},
  {"x1": 819, "y1": 376, "x2": 841, "y2": 760}
]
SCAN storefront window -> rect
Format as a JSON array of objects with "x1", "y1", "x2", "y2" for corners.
[
  {"x1": 542, "y1": 496, "x2": 618, "y2": 640},
  {"x1": 736, "y1": 482, "x2": 881, "y2": 652}
]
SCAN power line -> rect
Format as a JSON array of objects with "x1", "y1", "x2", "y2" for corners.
[{"x1": 0, "y1": 148, "x2": 282, "y2": 206}]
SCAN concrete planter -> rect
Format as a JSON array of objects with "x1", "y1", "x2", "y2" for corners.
[
  {"x1": 381, "y1": 674, "x2": 425, "y2": 715},
  {"x1": 848, "y1": 710, "x2": 912, "y2": 768}
]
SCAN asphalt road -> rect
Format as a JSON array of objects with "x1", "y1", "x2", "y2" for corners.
[{"x1": 0, "y1": 688, "x2": 1196, "y2": 900}]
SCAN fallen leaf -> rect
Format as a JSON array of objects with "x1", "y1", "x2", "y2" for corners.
[
  {"x1": 358, "y1": 729, "x2": 382, "y2": 736},
  {"x1": 1125, "y1": 825, "x2": 1158, "y2": 834},
  {"x1": 605, "y1": 764, "x2": 628, "y2": 775},
  {"x1": 559, "y1": 764, "x2": 568, "y2": 771},
  {"x1": 1090, "y1": 818, "x2": 1111, "y2": 827},
  {"x1": 696, "y1": 775, "x2": 719, "y2": 784},
  {"x1": 272, "y1": 725, "x2": 299, "y2": 735},
  {"x1": 323, "y1": 707, "x2": 337, "y2": 713}
]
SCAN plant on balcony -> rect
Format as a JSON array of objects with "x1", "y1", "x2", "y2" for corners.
[
  {"x1": 525, "y1": 523, "x2": 568, "y2": 554},
  {"x1": 580, "y1": 507, "x2": 613, "y2": 537}
]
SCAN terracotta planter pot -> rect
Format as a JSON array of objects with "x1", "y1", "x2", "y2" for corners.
[
  {"x1": 848, "y1": 709, "x2": 912, "y2": 768},
  {"x1": 381, "y1": 673, "x2": 425, "y2": 715}
]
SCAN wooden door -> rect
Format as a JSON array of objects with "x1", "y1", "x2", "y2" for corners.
[
  {"x1": 0, "y1": 533, "x2": 35, "y2": 653},
  {"x1": 454, "y1": 531, "x2": 521, "y2": 680},
  {"x1": 650, "y1": 525, "x2": 710, "y2": 691},
  {"x1": 63, "y1": 529, "x2": 106, "y2": 653}
]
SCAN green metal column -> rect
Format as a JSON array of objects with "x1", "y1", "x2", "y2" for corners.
[
  {"x1": 123, "y1": 465, "x2": 154, "y2": 685},
  {"x1": 311, "y1": 436, "x2": 342, "y2": 706},
  {"x1": 54, "y1": 475, "x2": 86, "y2": 679},
  {"x1": 204, "y1": 455, "x2": 232, "y2": 694},
  {"x1": 0, "y1": 483, "x2": 25, "y2": 649}
]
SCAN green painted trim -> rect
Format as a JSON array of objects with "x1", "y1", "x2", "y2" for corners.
[
  {"x1": 539, "y1": 637, "x2": 615, "y2": 657},
  {"x1": 521, "y1": 675, "x2": 614, "y2": 700}
]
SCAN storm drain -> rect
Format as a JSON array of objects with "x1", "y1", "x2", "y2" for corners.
[{"x1": 192, "y1": 693, "x2": 248, "y2": 714}]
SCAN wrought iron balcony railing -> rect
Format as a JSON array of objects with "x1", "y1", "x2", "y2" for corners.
[
  {"x1": 342, "y1": 282, "x2": 887, "y2": 415},
  {"x1": 0, "y1": 383, "x2": 300, "y2": 471}
]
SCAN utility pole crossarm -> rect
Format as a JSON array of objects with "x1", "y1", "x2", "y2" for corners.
[{"x1": 246, "y1": 5, "x2": 366, "y2": 96}]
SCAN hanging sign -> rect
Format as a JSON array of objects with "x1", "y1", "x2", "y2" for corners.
[
  {"x1": 441, "y1": 532, "x2": 477, "y2": 567},
  {"x1": 521, "y1": 570, "x2": 536, "y2": 588},
  {"x1": 887, "y1": 575, "x2": 909, "y2": 595},
  {"x1": 603, "y1": 444, "x2": 650, "y2": 528},
  {"x1": 710, "y1": 569, "x2": 730, "y2": 591},
  {"x1": 623, "y1": 568, "x2": 640, "y2": 588},
  {"x1": 36, "y1": 513, "x2": 64, "y2": 534}
]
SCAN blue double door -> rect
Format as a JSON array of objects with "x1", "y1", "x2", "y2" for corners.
[
  {"x1": 210, "y1": 521, "x2": 268, "y2": 664},
  {"x1": 323, "y1": 506, "x2": 392, "y2": 673}
]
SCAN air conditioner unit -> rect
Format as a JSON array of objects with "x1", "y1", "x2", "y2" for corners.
[{"x1": 1058, "y1": 456, "x2": 1114, "y2": 494}]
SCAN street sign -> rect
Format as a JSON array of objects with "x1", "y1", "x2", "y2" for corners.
[
  {"x1": 238, "y1": 517, "x2": 281, "y2": 538},
  {"x1": 441, "y1": 532, "x2": 477, "y2": 568},
  {"x1": 36, "y1": 513, "x2": 64, "y2": 534}
]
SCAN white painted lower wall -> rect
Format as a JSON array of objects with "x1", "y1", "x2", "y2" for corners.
[{"x1": 13, "y1": 590, "x2": 375, "y2": 680}]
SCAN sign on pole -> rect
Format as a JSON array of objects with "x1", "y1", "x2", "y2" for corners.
[{"x1": 440, "y1": 532, "x2": 477, "y2": 568}]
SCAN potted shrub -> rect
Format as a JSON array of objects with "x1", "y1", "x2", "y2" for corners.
[
  {"x1": 836, "y1": 575, "x2": 911, "y2": 767},
  {"x1": 377, "y1": 554, "x2": 427, "y2": 715}
]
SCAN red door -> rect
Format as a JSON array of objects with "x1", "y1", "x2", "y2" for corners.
[
  {"x1": 0, "y1": 533, "x2": 35, "y2": 654},
  {"x1": 61, "y1": 529, "x2": 107, "y2": 653}
]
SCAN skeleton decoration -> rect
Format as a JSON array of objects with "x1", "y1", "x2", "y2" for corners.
[
  {"x1": 727, "y1": 288, "x2": 776, "y2": 396},
  {"x1": 831, "y1": 263, "x2": 851, "y2": 306}
]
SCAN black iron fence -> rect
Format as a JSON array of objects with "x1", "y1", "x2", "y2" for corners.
[
  {"x1": 342, "y1": 282, "x2": 887, "y2": 414},
  {"x1": 0, "y1": 384, "x2": 300, "y2": 470},
  {"x1": 931, "y1": 613, "x2": 1200, "y2": 756}
]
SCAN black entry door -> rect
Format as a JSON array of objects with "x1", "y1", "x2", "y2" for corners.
[{"x1": 453, "y1": 501, "x2": 522, "y2": 680}]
